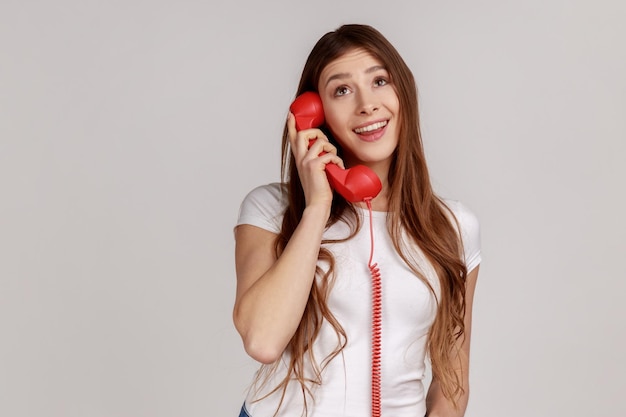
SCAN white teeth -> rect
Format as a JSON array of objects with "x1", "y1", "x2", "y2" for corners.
[{"x1": 354, "y1": 120, "x2": 388, "y2": 133}]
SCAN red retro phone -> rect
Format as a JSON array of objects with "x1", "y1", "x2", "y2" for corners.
[
  {"x1": 289, "y1": 92, "x2": 382, "y2": 203},
  {"x1": 290, "y1": 91, "x2": 384, "y2": 417}
]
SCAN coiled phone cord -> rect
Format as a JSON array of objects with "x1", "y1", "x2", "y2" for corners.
[{"x1": 364, "y1": 198, "x2": 382, "y2": 417}]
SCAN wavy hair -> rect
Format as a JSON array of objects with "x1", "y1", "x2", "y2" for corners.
[{"x1": 260, "y1": 24, "x2": 468, "y2": 414}]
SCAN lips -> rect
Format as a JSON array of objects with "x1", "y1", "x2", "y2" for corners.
[
  {"x1": 353, "y1": 119, "x2": 389, "y2": 142},
  {"x1": 353, "y1": 120, "x2": 388, "y2": 134}
]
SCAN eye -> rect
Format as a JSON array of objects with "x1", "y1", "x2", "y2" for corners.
[
  {"x1": 334, "y1": 85, "x2": 351, "y2": 96},
  {"x1": 374, "y1": 77, "x2": 389, "y2": 87}
]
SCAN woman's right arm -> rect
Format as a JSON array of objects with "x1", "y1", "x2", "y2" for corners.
[
  {"x1": 232, "y1": 113, "x2": 343, "y2": 364},
  {"x1": 233, "y1": 203, "x2": 329, "y2": 364}
]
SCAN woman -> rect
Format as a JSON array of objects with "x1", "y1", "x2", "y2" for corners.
[{"x1": 233, "y1": 24, "x2": 481, "y2": 417}]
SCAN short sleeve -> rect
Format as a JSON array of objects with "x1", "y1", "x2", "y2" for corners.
[
  {"x1": 444, "y1": 200, "x2": 482, "y2": 272},
  {"x1": 235, "y1": 183, "x2": 286, "y2": 235}
]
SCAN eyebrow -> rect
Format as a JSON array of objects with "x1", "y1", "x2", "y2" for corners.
[{"x1": 324, "y1": 65, "x2": 387, "y2": 87}]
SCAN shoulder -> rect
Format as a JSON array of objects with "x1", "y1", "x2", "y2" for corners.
[
  {"x1": 442, "y1": 199, "x2": 480, "y2": 238},
  {"x1": 241, "y1": 183, "x2": 286, "y2": 208},
  {"x1": 236, "y1": 183, "x2": 287, "y2": 234},
  {"x1": 441, "y1": 199, "x2": 482, "y2": 272}
]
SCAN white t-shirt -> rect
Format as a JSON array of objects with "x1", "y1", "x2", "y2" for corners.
[{"x1": 236, "y1": 183, "x2": 481, "y2": 417}]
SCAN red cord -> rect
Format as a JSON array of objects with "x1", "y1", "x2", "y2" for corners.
[{"x1": 364, "y1": 198, "x2": 382, "y2": 417}]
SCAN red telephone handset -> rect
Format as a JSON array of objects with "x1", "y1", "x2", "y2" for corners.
[
  {"x1": 289, "y1": 92, "x2": 382, "y2": 203},
  {"x1": 290, "y1": 91, "x2": 384, "y2": 417}
]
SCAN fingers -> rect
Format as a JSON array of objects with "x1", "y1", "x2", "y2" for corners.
[
  {"x1": 287, "y1": 112, "x2": 297, "y2": 147},
  {"x1": 286, "y1": 112, "x2": 344, "y2": 206},
  {"x1": 287, "y1": 112, "x2": 340, "y2": 162},
  {"x1": 307, "y1": 139, "x2": 344, "y2": 169},
  {"x1": 287, "y1": 112, "x2": 323, "y2": 158}
]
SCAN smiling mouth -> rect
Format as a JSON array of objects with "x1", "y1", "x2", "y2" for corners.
[{"x1": 353, "y1": 120, "x2": 388, "y2": 134}]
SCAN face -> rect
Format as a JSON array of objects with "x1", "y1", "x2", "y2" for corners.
[{"x1": 317, "y1": 48, "x2": 400, "y2": 171}]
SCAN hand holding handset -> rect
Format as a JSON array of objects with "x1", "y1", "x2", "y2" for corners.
[
  {"x1": 289, "y1": 92, "x2": 382, "y2": 203},
  {"x1": 289, "y1": 91, "x2": 384, "y2": 417}
]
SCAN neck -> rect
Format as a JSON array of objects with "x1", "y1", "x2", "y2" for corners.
[{"x1": 355, "y1": 186, "x2": 389, "y2": 211}]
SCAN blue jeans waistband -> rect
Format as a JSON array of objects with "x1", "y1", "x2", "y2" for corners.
[{"x1": 238, "y1": 403, "x2": 250, "y2": 417}]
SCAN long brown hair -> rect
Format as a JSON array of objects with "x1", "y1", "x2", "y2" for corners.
[{"x1": 264, "y1": 24, "x2": 468, "y2": 412}]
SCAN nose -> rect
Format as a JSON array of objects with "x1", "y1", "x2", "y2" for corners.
[{"x1": 356, "y1": 90, "x2": 379, "y2": 115}]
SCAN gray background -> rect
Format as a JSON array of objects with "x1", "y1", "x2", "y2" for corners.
[{"x1": 1, "y1": 0, "x2": 625, "y2": 416}]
